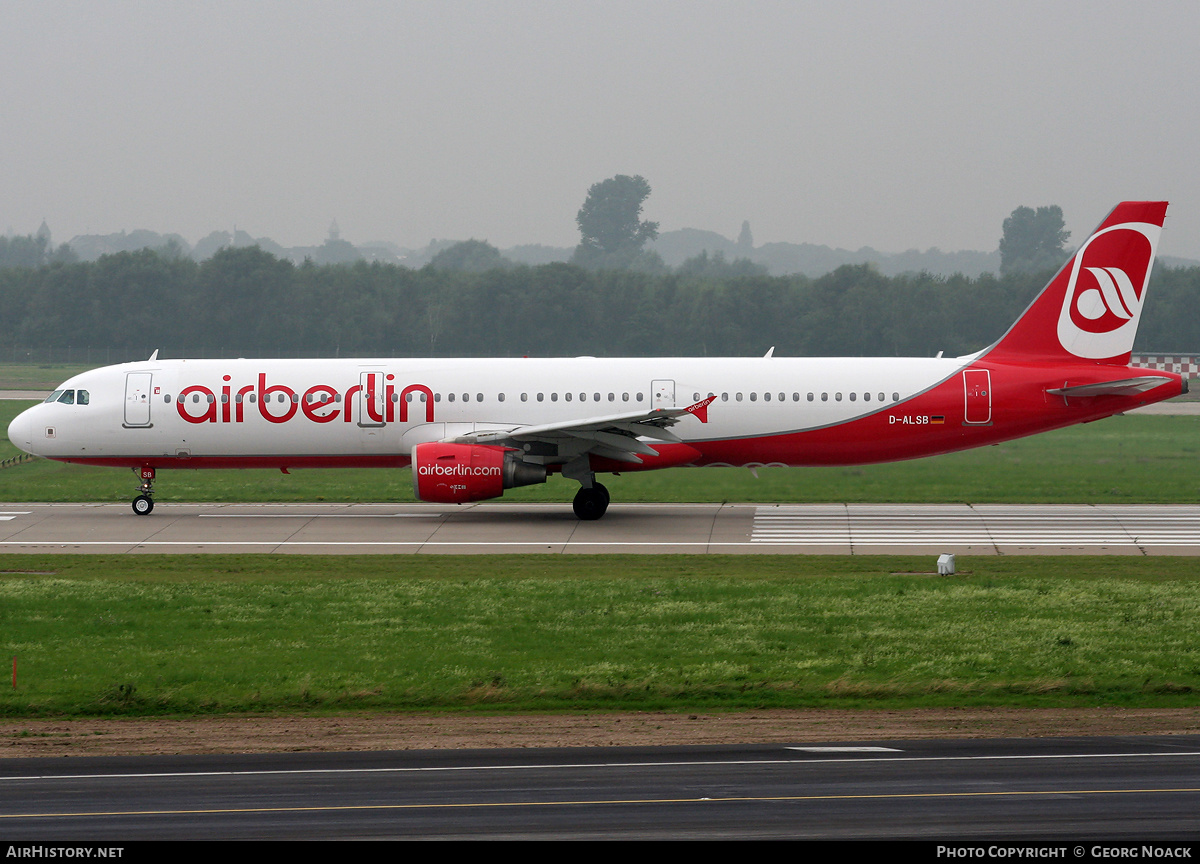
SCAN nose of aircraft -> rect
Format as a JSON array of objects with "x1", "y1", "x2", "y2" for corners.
[{"x1": 7, "y1": 406, "x2": 34, "y2": 454}]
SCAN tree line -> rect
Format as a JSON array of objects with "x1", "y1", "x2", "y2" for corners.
[{"x1": 2, "y1": 243, "x2": 1197, "y2": 359}]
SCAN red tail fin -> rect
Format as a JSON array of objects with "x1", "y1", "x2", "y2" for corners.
[{"x1": 984, "y1": 201, "x2": 1167, "y2": 366}]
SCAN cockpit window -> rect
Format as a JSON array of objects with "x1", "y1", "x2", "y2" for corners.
[{"x1": 44, "y1": 389, "x2": 88, "y2": 405}]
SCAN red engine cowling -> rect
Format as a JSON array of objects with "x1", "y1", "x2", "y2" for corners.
[{"x1": 411, "y1": 442, "x2": 546, "y2": 503}]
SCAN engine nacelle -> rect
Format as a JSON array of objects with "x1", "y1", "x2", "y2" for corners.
[{"x1": 411, "y1": 442, "x2": 547, "y2": 503}]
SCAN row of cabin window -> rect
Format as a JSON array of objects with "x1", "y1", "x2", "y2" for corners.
[
  {"x1": 166, "y1": 389, "x2": 904, "y2": 406},
  {"x1": 164, "y1": 391, "x2": 648, "y2": 405},
  {"x1": 696, "y1": 391, "x2": 901, "y2": 403},
  {"x1": 44, "y1": 389, "x2": 90, "y2": 405}
]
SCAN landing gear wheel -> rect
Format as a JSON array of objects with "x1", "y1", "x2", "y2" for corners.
[
  {"x1": 132, "y1": 494, "x2": 154, "y2": 516},
  {"x1": 572, "y1": 484, "x2": 609, "y2": 521}
]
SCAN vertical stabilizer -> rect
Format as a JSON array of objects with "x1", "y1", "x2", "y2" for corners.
[{"x1": 984, "y1": 201, "x2": 1167, "y2": 366}]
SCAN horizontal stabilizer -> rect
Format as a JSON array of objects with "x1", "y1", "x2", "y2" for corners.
[{"x1": 1046, "y1": 376, "x2": 1170, "y2": 398}]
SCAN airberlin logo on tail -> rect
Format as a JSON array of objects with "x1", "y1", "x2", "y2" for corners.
[
  {"x1": 1078, "y1": 267, "x2": 1138, "y2": 321},
  {"x1": 1057, "y1": 221, "x2": 1161, "y2": 359}
]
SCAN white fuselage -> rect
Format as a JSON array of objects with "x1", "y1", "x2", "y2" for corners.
[{"x1": 10, "y1": 355, "x2": 965, "y2": 466}]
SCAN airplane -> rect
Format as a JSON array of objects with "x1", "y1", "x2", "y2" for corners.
[{"x1": 6, "y1": 201, "x2": 1185, "y2": 520}]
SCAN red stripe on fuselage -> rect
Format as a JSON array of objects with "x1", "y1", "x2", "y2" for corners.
[{"x1": 683, "y1": 362, "x2": 1181, "y2": 467}]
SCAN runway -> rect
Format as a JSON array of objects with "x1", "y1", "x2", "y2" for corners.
[
  {"x1": 3, "y1": 501, "x2": 1200, "y2": 554},
  {"x1": 2, "y1": 736, "x2": 1198, "y2": 839}
]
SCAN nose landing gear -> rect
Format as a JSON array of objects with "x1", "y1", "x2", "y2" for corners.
[{"x1": 132, "y1": 465, "x2": 155, "y2": 515}]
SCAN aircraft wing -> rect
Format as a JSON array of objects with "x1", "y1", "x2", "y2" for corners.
[{"x1": 445, "y1": 396, "x2": 716, "y2": 463}]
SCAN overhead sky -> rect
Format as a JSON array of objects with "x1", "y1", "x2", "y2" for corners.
[{"x1": 4, "y1": 0, "x2": 1199, "y2": 258}]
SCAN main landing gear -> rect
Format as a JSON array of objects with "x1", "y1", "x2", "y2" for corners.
[
  {"x1": 132, "y1": 465, "x2": 155, "y2": 516},
  {"x1": 572, "y1": 482, "x2": 609, "y2": 521},
  {"x1": 564, "y1": 457, "x2": 610, "y2": 521}
]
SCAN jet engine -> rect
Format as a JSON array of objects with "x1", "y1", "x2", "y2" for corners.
[{"x1": 411, "y1": 442, "x2": 547, "y2": 503}]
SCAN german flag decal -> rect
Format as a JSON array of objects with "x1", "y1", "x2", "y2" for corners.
[{"x1": 930, "y1": 415, "x2": 945, "y2": 424}]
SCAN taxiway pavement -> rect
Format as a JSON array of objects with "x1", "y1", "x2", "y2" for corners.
[
  {"x1": 2, "y1": 502, "x2": 1200, "y2": 554},
  {"x1": 3, "y1": 736, "x2": 1198, "y2": 839}
]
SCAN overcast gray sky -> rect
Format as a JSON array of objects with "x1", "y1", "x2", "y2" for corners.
[{"x1": 4, "y1": 0, "x2": 1199, "y2": 258}]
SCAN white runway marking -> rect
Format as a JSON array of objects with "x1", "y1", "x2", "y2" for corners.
[
  {"x1": 752, "y1": 504, "x2": 1200, "y2": 548},
  {"x1": 788, "y1": 747, "x2": 903, "y2": 752},
  {"x1": 0, "y1": 512, "x2": 31, "y2": 521},
  {"x1": 1, "y1": 749, "x2": 1197, "y2": 782}
]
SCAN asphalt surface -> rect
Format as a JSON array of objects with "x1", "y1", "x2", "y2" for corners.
[
  {"x1": 1, "y1": 736, "x2": 1198, "y2": 839},
  {"x1": 3, "y1": 501, "x2": 1200, "y2": 554}
]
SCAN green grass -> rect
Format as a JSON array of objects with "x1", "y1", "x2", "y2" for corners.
[
  {"x1": 0, "y1": 555, "x2": 1198, "y2": 717},
  {"x1": 0, "y1": 363, "x2": 96, "y2": 390},
  {"x1": 4, "y1": 399, "x2": 1200, "y2": 504}
]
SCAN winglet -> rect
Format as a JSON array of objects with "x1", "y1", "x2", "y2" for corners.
[
  {"x1": 684, "y1": 394, "x2": 717, "y2": 423},
  {"x1": 148, "y1": 349, "x2": 159, "y2": 361}
]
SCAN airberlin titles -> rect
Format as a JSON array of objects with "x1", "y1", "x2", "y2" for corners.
[{"x1": 174, "y1": 373, "x2": 434, "y2": 425}]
